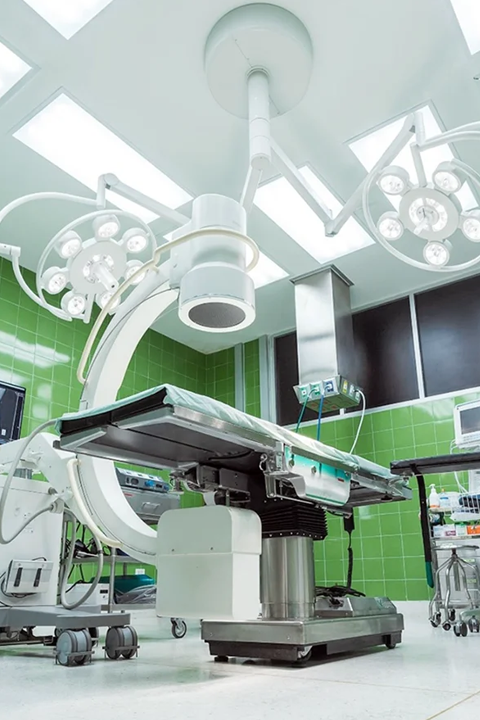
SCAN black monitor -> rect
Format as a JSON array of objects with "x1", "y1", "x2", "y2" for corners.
[{"x1": 0, "y1": 381, "x2": 26, "y2": 445}]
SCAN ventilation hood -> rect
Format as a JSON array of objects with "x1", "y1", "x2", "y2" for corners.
[{"x1": 293, "y1": 267, "x2": 361, "y2": 413}]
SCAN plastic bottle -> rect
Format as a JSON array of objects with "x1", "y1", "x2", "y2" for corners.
[
  {"x1": 439, "y1": 489, "x2": 450, "y2": 509},
  {"x1": 429, "y1": 484, "x2": 440, "y2": 510}
]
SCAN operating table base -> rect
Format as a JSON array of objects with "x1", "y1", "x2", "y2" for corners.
[{"x1": 202, "y1": 601, "x2": 404, "y2": 665}]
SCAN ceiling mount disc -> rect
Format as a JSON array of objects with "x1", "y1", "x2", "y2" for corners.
[{"x1": 205, "y1": 3, "x2": 313, "y2": 118}]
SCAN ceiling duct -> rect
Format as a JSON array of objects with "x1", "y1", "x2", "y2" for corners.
[{"x1": 293, "y1": 268, "x2": 361, "y2": 414}]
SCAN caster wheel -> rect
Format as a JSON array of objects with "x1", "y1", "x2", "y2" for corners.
[
  {"x1": 430, "y1": 619, "x2": 440, "y2": 628},
  {"x1": 448, "y1": 609, "x2": 456, "y2": 622},
  {"x1": 468, "y1": 617, "x2": 480, "y2": 633},
  {"x1": 430, "y1": 612, "x2": 442, "y2": 628},
  {"x1": 442, "y1": 622, "x2": 451, "y2": 632},
  {"x1": 293, "y1": 647, "x2": 312, "y2": 666},
  {"x1": 105, "y1": 626, "x2": 138, "y2": 660},
  {"x1": 171, "y1": 619, "x2": 187, "y2": 639},
  {"x1": 214, "y1": 655, "x2": 229, "y2": 663},
  {"x1": 55, "y1": 629, "x2": 92, "y2": 666},
  {"x1": 453, "y1": 622, "x2": 468, "y2": 637},
  {"x1": 385, "y1": 640, "x2": 397, "y2": 650}
]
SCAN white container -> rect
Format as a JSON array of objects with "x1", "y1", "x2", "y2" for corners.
[
  {"x1": 429, "y1": 484, "x2": 440, "y2": 510},
  {"x1": 156, "y1": 506, "x2": 261, "y2": 621}
]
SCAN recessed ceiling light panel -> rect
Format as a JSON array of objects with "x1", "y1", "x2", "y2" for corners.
[
  {"x1": 449, "y1": 0, "x2": 480, "y2": 55},
  {"x1": 0, "y1": 42, "x2": 31, "y2": 100},
  {"x1": 254, "y1": 166, "x2": 374, "y2": 264},
  {"x1": 14, "y1": 94, "x2": 192, "y2": 223},
  {"x1": 22, "y1": 0, "x2": 115, "y2": 40}
]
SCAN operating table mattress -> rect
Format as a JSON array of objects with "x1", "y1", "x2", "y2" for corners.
[{"x1": 56, "y1": 385, "x2": 406, "y2": 493}]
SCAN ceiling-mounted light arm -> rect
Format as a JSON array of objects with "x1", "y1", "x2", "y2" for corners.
[
  {"x1": 270, "y1": 139, "x2": 332, "y2": 224},
  {"x1": 240, "y1": 69, "x2": 272, "y2": 212},
  {"x1": 99, "y1": 174, "x2": 190, "y2": 228},
  {"x1": 325, "y1": 114, "x2": 415, "y2": 236}
]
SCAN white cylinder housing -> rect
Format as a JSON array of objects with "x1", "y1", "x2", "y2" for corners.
[{"x1": 177, "y1": 194, "x2": 256, "y2": 332}]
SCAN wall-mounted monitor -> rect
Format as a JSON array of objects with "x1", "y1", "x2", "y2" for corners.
[
  {"x1": 0, "y1": 380, "x2": 26, "y2": 445},
  {"x1": 454, "y1": 400, "x2": 480, "y2": 449}
]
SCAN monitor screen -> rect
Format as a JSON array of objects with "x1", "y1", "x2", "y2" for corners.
[
  {"x1": 0, "y1": 381, "x2": 26, "y2": 445},
  {"x1": 460, "y1": 405, "x2": 480, "y2": 436}
]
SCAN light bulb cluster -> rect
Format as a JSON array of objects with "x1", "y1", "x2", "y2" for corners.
[
  {"x1": 374, "y1": 161, "x2": 480, "y2": 268},
  {"x1": 40, "y1": 214, "x2": 150, "y2": 319}
]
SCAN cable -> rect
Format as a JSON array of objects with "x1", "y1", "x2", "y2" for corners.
[
  {"x1": 350, "y1": 390, "x2": 366, "y2": 454},
  {"x1": 295, "y1": 393, "x2": 311, "y2": 433},
  {"x1": 59, "y1": 512, "x2": 104, "y2": 610},
  {"x1": 0, "y1": 419, "x2": 57, "y2": 545},
  {"x1": 66, "y1": 458, "x2": 121, "y2": 548},
  {"x1": 316, "y1": 394, "x2": 324, "y2": 442},
  {"x1": 77, "y1": 226, "x2": 261, "y2": 385}
]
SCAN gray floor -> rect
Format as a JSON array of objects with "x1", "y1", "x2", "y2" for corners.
[{"x1": 0, "y1": 602, "x2": 478, "y2": 720}]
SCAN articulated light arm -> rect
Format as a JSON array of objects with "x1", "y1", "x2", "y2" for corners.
[{"x1": 100, "y1": 173, "x2": 190, "y2": 228}]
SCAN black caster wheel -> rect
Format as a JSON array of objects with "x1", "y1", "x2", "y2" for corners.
[
  {"x1": 448, "y1": 609, "x2": 456, "y2": 622},
  {"x1": 104, "y1": 626, "x2": 139, "y2": 660},
  {"x1": 430, "y1": 612, "x2": 442, "y2": 628},
  {"x1": 468, "y1": 617, "x2": 480, "y2": 633},
  {"x1": 171, "y1": 619, "x2": 187, "y2": 639},
  {"x1": 214, "y1": 655, "x2": 229, "y2": 663},
  {"x1": 55, "y1": 629, "x2": 92, "y2": 666},
  {"x1": 385, "y1": 640, "x2": 397, "y2": 650},
  {"x1": 293, "y1": 648, "x2": 312, "y2": 666},
  {"x1": 453, "y1": 622, "x2": 468, "y2": 637},
  {"x1": 430, "y1": 619, "x2": 440, "y2": 628},
  {"x1": 442, "y1": 622, "x2": 451, "y2": 632}
]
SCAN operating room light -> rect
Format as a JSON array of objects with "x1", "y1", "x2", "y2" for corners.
[
  {"x1": 461, "y1": 210, "x2": 480, "y2": 241},
  {"x1": 408, "y1": 197, "x2": 448, "y2": 234},
  {"x1": 21, "y1": 0, "x2": 116, "y2": 40},
  {"x1": 96, "y1": 291, "x2": 120, "y2": 311},
  {"x1": 122, "y1": 228, "x2": 148, "y2": 253},
  {"x1": 423, "y1": 240, "x2": 451, "y2": 267},
  {"x1": 432, "y1": 162, "x2": 463, "y2": 194},
  {"x1": 377, "y1": 212, "x2": 404, "y2": 240},
  {"x1": 93, "y1": 214, "x2": 120, "y2": 239},
  {"x1": 56, "y1": 230, "x2": 82, "y2": 259},
  {"x1": 125, "y1": 260, "x2": 146, "y2": 284},
  {"x1": 377, "y1": 166, "x2": 409, "y2": 196},
  {"x1": 0, "y1": 41, "x2": 31, "y2": 100},
  {"x1": 41, "y1": 266, "x2": 68, "y2": 294},
  {"x1": 61, "y1": 291, "x2": 86, "y2": 317}
]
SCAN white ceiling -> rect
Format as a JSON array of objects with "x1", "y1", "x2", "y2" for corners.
[{"x1": 1, "y1": 0, "x2": 480, "y2": 352}]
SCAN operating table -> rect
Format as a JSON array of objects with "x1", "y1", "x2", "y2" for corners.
[{"x1": 57, "y1": 383, "x2": 412, "y2": 664}]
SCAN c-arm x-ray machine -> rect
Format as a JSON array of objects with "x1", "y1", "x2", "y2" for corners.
[{"x1": 0, "y1": 248, "x2": 411, "y2": 666}]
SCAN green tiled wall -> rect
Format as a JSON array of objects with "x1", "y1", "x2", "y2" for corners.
[
  {"x1": 299, "y1": 391, "x2": 480, "y2": 601},
  {"x1": 205, "y1": 347, "x2": 235, "y2": 405}
]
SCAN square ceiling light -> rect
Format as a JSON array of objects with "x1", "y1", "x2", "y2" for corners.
[
  {"x1": 0, "y1": 42, "x2": 31, "y2": 100},
  {"x1": 448, "y1": 0, "x2": 480, "y2": 55},
  {"x1": 14, "y1": 94, "x2": 192, "y2": 223},
  {"x1": 163, "y1": 231, "x2": 287, "y2": 289},
  {"x1": 254, "y1": 166, "x2": 374, "y2": 264},
  {"x1": 22, "y1": 0, "x2": 115, "y2": 39},
  {"x1": 349, "y1": 105, "x2": 477, "y2": 211}
]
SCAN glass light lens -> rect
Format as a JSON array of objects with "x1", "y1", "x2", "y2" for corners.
[
  {"x1": 462, "y1": 215, "x2": 480, "y2": 241},
  {"x1": 93, "y1": 214, "x2": 120, "y2": 239},
  {"x1": 423, "y1": 241, "x2": 450, "y2": 267},
  {"x1": 97, "y1": 291, "x2": 120, "y2": 311},
  {"x1": 122, "y1": 228, "x2": 148, "y2": 254},
  {"x1": 433, "y1": 170, "x2": 461, "y2": 194},
  {"x1": 57, "y1": 231, "x2": 81, "y2": 259},
  {"x1": 42, "y1": 267, "x2": 68, "y2": 294},
  {"x1": 61, "y1": 291, "x2": 86, "y2": 317},
  {"x1": 378, "y1": 214, "x2": 404, "y2": 240},
  {"x1": 125, "y1": 260, "x2": 146, "y2": 284},
  {"x1": 379, "y1": 174, "x2": 406, "y2": 195}
]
